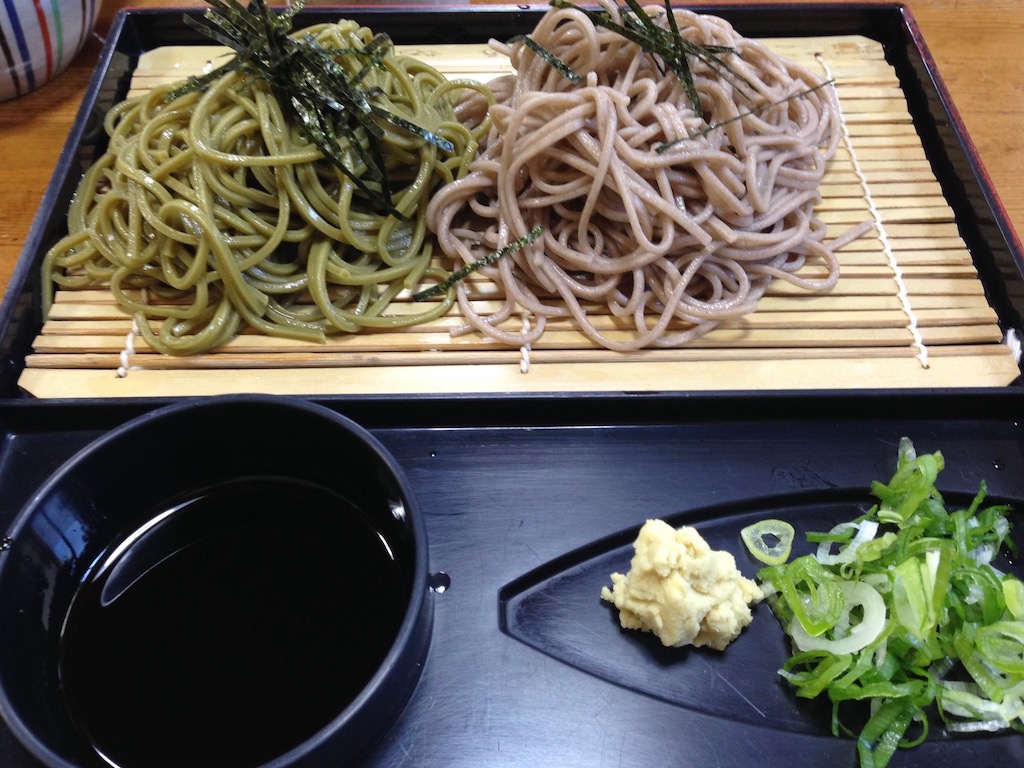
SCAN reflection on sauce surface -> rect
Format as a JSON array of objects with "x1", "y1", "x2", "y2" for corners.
[{"x1": 59, "y1": 477, "x2": 405, "y2": 768}]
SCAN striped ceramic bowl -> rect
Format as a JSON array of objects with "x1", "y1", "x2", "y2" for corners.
[{"x1": 1, "y1": 0, "x2": 101, "y2": 101}]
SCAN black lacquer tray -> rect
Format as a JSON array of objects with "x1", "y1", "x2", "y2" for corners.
[
  {"x1": 3, "y1": 4, "x2": 1024, "y2": 766},
  {"x1": 3, "y1": 392, "x2": 1024, "y2": 767}
]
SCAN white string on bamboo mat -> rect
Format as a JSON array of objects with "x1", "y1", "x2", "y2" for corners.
[
  {"x1": 115, "y1": 316, "x2": 140, "y2": 378},
  {"x1": 816, "y1": 53, "x2": 929, "y2": 369},
  {"x1": 1004, "y1": 328, "x2": 1022, "y2": 365},
  {"x1": 519, "y1": 311, "x2": 532, "y2": 374}
]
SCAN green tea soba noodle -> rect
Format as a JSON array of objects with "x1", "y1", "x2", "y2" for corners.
[{"x1": 42, "y1": 18, "x2": 490, "y2": 355}]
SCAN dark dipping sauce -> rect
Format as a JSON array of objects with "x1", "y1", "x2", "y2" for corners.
[{"x1": 58, "y1": 477, "x2": 407, "y2": 768}]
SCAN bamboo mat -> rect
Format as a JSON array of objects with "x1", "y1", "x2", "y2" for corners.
[{"x1": 18, "y1": 34, "x2": 1023, "y2": 398}]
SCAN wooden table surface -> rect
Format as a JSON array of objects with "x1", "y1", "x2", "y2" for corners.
[{"x1": 2, "y1": 0, "x2": 1022, "y2": 295}]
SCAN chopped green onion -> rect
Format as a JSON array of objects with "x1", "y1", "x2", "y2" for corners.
[
  {"x1": 758, "y1": 437, "x2": 1024, "y2": 768},
  {"x1": 891, "y1": 543, "x2": 952, "y2": 643},
  {"x1": 740, "y1": 518, "x2": 794, "y2": 565},
  {"x1": 857, "y1": 697, "x2": 922, "y2": 768},
  {"x1": 1004, "y1": 578, "x2": 1024, "y2": 619},
  {"x1": 976, "y1": 621, "x2": 1024, "y2": 675},
  {"x1": 789, "y1": 580, "x2": 887, "y2": 655},
  {"x1": 763, "y1": 555, "x2": 843, "y2": 637},
  {"x1": 815, "y1": 520, "x2": 879, "y2": 565}
]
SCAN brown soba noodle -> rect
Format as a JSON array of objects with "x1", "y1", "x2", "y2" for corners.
[{"x1": 426, "y1": 3, "x2": 852, "y2": 351}]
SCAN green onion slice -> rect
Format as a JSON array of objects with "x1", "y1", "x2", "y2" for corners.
[
  {"x1": 740, "y1": 518, "x2": 794, "y2": 565},
  {"x1": 976, "y1": 621, "x2": 1024, "y2": 675},
  {"x1": 1004, "y1": 578, "x2": 1024, "y2": 620},
  {"x1": 789, "y1": 580, "x2": 887, "y2": 655},
  {"x1": 772, "y1": 555, "x2": 844, "y2": 637}
]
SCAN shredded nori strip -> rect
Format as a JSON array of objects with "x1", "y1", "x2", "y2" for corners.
[
  {"x1": 170, "y1": 0, "x2": 452, "y2": 219},
  {"x1": 412, "y1": 227, "x2": 545, "y2": 301},
  {"x1": 531, "y1": 1, "x2": 825, "y2": 147},
  {"x1": 509, "y1": 34, "x2": 582, "y2": 84},
  {"x1": 655, "y1": 79, "x2": 837, "y2": 151},
  {"x1": 548, "y1": 0, "x2": 741, "y2": 120}
]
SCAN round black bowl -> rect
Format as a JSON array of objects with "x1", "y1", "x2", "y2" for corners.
[{"x1": 0, "y1": 394, "x2": 431, "y2": 768}]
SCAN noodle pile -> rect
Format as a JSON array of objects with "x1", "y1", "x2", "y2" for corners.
[
  {"x1": 43, "y1": 18, "x2": 488, "y2": 355},
  {"x1": 427, "y1": 3, "x2": 849, "y2": 351}
]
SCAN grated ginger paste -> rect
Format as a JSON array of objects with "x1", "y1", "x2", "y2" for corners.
[{"x1": 601, "y1": 519, "x2": 763, "y2": 651}]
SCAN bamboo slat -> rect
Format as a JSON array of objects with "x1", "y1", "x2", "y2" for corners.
[{"x1": 19, "y1": 33, "x2": 1022, "y2": 398}]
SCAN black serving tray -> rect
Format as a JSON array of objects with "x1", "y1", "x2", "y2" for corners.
[
  {"x1": 1, "y1": 2, "x2": 1023, "y2": 401},
  {"x1": 3, "y1": 5, "x2": 1024, "y2": 766},
  {"x1": 4, "y1": 391, "x2": 1024, "y2": 767}
]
